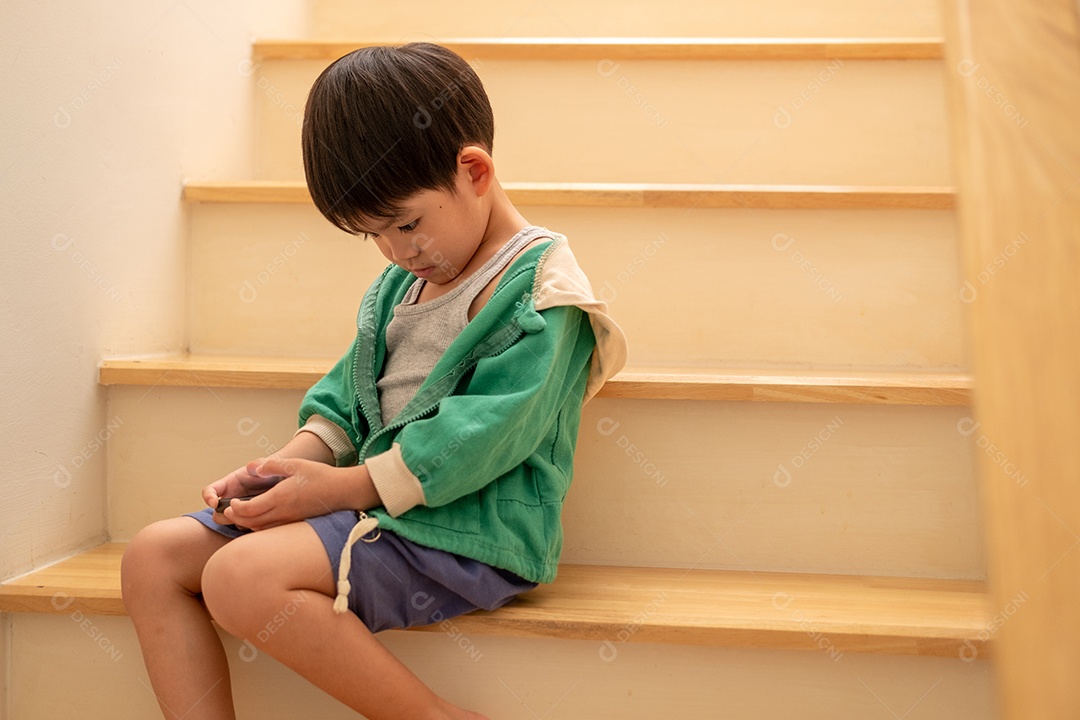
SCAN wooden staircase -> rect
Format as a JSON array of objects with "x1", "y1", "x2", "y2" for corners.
[{"x1": 1, "y1": 2, "x2": 998, "y2": 718}]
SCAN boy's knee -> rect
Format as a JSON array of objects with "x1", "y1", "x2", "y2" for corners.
[
  {"x1": 122, "y1": 518, "x2": 222, "y2": 608},
  {"x1": 201, "y1": 538, "x2": 265, "y2": 637},
  {"x1": 122, "y1": 521, "x2": 182, "y2": 607}
]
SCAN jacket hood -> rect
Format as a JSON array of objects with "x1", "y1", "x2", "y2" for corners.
[{"x1": 531, "y1": 236, "x2": 628, "y2": 402}]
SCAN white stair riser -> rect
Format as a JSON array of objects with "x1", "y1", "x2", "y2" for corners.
[
  {"x1": 572, "y1": 398, "x2": 982, "y2": 578},
  {"x1": 189, "y1": 204, "x2": 965, "y2": 369},
  {"x1": 106, "y1": 388, "x2": 983, "y2": 578},
  {"x1": 250, "y1": 59, "x2": 951, "y2": 185},
  {"x1": 11, "y1": 614, "x2": 993, "y2": 720},
  {"x1": 311, "y1": 0, "x2": 943, "y2": 41}
]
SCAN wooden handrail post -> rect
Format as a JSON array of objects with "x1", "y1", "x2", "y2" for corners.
[{"x1": 941, "y1": 1, "x2": 1080, "y2": 717}]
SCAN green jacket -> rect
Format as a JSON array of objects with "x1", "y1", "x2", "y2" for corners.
[{"x1": 298, "y1": 235, "x2": 626, "y2": 584}]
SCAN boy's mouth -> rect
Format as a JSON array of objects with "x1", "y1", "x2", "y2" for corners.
[{"x1": 410, "y1": 266, "x2": 435, "y2": 279}]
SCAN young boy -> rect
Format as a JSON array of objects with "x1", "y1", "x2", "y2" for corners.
[{"x1": 121, "y1": 42, "x2": 626, "y2": 720}]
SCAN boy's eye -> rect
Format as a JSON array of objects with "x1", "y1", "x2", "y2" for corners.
[{"x1": 398, "y1": 219, "x2": 420, "y2": 233}]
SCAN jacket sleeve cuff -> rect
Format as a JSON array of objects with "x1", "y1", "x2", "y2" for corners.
[
  {"x1": 365, "y1": 443, "x2": 426, "y2": 517},
  {"x1": 294, "y1": 415, "x2": 357, "y2": 467}
]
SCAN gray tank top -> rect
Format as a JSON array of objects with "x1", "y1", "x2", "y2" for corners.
[{"x1": 377, "y1": 225, "x2": 551, "y2": 422}]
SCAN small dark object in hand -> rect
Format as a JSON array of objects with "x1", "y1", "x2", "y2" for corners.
[{"x1": 216, "y1": 496, "x2": 259, "y2": 513}]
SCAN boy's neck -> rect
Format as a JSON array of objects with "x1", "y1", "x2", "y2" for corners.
[{"x1": 477, "y1": 179, "x2": 530, "y2": 250}]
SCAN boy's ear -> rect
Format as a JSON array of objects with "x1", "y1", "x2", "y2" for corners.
[{"x1": 457, "y1": 145, "x2": 494, "y2": 198}]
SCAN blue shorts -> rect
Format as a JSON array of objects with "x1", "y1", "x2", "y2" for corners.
[{"x1": 186, "y1": 508, "x2": 536, "y2": 633}]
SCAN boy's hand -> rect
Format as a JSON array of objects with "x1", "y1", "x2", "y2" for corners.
[
  {"x1": 203, "y1": 463, "x2": 284, "y2": 524},
  {"x1": 215, "y1": 457, "x2": 372, "y2": 531}
]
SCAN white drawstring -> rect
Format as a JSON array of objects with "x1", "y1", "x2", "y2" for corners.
[{"x1": 333, "y1": 512, "x2": 381, "y2": 614}]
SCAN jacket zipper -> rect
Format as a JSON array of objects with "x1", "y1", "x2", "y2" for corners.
[{"x1": 356, "y1": 305, "x2": 530, "y2": 461}]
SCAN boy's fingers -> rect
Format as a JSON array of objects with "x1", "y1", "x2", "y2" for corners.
[
  {"x1": 225, "y1": 497, "x2": 281, "y2": 531},
  {"x1": 251, "y1": 456, "x2": 299, "y2": 478},
  {"x1": 244, "y1": 458, "x2": 268, "y2": 476},
  {"x1": 226, "y1": 491, "x2": 273, "y2": 520},
  {"x1": 206, "y1": 468, "x2": 247, "y2": 504},
  {"x1": 203, "y1": 482, "x2": 226, "y2": 508}
]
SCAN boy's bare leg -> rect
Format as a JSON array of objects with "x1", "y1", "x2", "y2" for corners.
[
  {"x1": 201, "y1": 522, "x2": 489, "y2": 720},
  {"x1": 122, "y1": 518, "x2": 235, "y2": 720}
]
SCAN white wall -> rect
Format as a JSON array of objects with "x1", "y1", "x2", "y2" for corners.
[{"x1": 0, "y1": 0, "x2": 310, "y2": 586}]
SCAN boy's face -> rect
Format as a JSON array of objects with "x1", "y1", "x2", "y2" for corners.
[{"x1": 357, "y1": 167, "x2": 486, "y2": 285}]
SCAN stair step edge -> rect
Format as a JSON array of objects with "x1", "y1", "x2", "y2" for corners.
[
  {"x1": 0, "y1": 544, "x2": 991, "y2": 659},
  {"x1": 99, "y1": 356, "x2": 973, "y2": 405}
]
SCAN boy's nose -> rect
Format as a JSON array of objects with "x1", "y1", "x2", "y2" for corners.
[{"x1": 389, "y1": 238, "x2": 420, "y2": 261}]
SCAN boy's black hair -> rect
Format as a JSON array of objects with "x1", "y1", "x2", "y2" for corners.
[{"x1": 302, "y1": 43, "x2": 495, "y2": 235}]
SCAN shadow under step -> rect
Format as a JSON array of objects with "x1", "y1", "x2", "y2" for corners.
[{"x1": 0, "y1": 544, "x2": 990, "y2": 659}]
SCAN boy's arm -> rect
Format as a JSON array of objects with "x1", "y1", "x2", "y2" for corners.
[
  {"x1": 271, "y1": 426, "x2": 337, "y2": 465},
  {"x1": 295, "y1": 336, "x2": 363, "y2": 467},
  {"x1": 202, "y1": 338, "x2": 369, "y2": 525}
]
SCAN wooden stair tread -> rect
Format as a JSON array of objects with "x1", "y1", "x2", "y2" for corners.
[
  {"x1": 252, "y1": 37, "x2": 945, "y2": 61},
  {"x1": 182, "y1": 181, "x2": 957, "y2": 210},
  {"x1": 0, "y1": 544, "x2": 124, "y2": 616},
  {"x1": 99, "y1": 355, "x2": 972, "y2": 405},
  {"x1": 0, "y1": 544, "x2": 990, "y2": 658}
]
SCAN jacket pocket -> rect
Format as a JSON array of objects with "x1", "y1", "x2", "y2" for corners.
[
  {"x1": 398, "y1": 492, "x2": 481, "y2": 535},
  {"x1": 495, "y1": 464, "x2": 543, "y2": 507}
]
